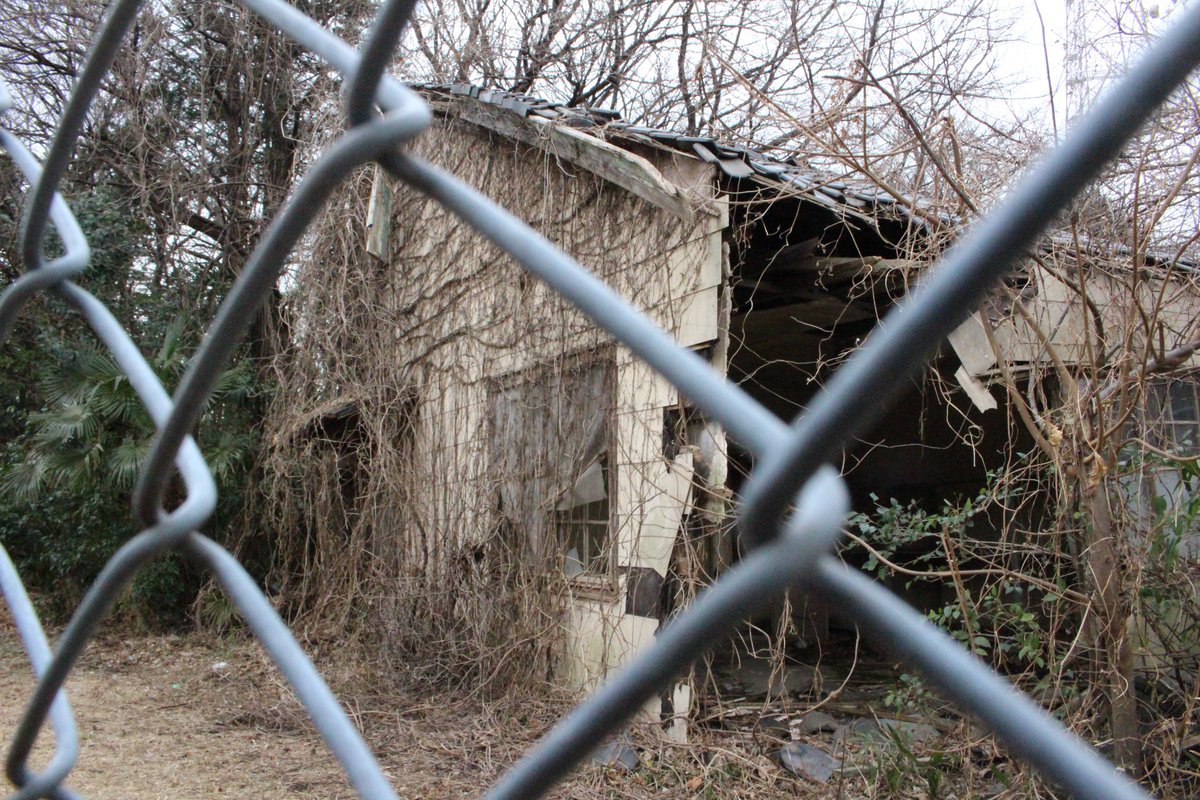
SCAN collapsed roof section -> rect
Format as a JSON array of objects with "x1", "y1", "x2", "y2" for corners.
[
  {"x1": 411, "y1": 80, "x2": 935, "y2": 341},
  {"x1": 408, "y1": 82, "x2": 1200, "y2": 418}
]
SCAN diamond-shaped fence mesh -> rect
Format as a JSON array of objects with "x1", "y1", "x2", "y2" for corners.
[{"x1": 1, "y1": 2, "x2": 1198, "y2": 798}]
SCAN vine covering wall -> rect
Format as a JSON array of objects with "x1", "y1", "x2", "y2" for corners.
[{"x1": 260, "y1": 108, "x2": 724, "y2": 693}]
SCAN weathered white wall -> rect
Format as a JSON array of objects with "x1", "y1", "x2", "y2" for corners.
[
  {"x1": 366, "y1": 106, "x2": 728, "y2": 695},
  {"x1": 950, "y1": 260, "x2": 1200, "y2": 390}
]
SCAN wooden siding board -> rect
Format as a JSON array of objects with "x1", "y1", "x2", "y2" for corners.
[
  {"x1": 365, "y1": 164, "x2": 393, "y2": 262},
  {"x1": 948, "y1": 312, "x2": 998, "y2": 376}
]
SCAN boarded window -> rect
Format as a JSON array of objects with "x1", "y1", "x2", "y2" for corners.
[{"x1": 489, "y1": 354, "x2": 614, "y2": 572}]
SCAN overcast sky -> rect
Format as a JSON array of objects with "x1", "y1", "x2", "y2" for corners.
[
  {"x1": 996, "y1": 0, "x2": 1075, "y2": 140},
  {"x1": 1003, "y1": 0, "x2": 1189, "y2": 135}
]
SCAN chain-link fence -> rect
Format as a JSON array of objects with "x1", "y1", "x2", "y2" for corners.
[{"x1": 2, "y1": 2, "x2": 1198, "y2": 799}]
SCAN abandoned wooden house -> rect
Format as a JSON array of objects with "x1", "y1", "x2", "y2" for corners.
[{"x1": 267, "y1": 82, "x2": 1200, "y2": 723}]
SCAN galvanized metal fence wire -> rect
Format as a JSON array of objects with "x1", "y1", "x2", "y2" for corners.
[{"x1": 1, "y1": 1, "x2": 1198, "y2": 798}]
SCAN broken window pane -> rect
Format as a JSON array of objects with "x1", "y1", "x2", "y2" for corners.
[{"x1": 559, "y1": 456, "x2": 609, "y2": 575}]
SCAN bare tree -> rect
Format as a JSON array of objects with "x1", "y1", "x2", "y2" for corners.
[{"x1": 399, "y1": 0, "x2": 1018, "y2": 161}]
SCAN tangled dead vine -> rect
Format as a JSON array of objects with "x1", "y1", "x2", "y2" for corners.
[
  {"x1": 258, "y1": 106, "x2": 715, "y2": 694},
  {"x1": 253, "y1": 86, "x2": 1199, "y2": 794}
]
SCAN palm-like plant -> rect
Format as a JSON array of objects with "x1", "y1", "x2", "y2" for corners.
[
  {"x1": 0, "y1": 314, "x2": 262, "y2": 623},
  {"x1": 0, "y1": 175, "x2": 267, "y2": 622},
  {"x1": 2, "y1": 314, "x2": 257, "y2": 506}
]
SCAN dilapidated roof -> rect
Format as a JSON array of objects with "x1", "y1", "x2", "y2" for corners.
[
  {"x1": 410, "y1": 82, "x2": 954, "y2": 230},
  {"x1": 411, "y1": 83, "x2": 1200, "y2": 275}
]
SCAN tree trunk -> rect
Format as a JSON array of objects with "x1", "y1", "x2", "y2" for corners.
[{"x1": 1083, "y1": 481, "x2": 1142, "y2": 775}]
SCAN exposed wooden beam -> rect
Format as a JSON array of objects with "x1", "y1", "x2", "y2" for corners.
[
  {"x1": 734, "y1": 297, "x2": 875, "y2": 336},
  {"x1": 451, "y1": 99, "x2": 699, "y2": 223}
]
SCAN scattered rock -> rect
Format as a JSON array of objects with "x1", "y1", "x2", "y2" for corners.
[
  {"x1": 792, "y1": 710, "x2": 838, "y2": 735},
  {"x1": 590, "y1": 740, "x2": 639, "y2": 772},
  {"x1": 757, "y1": 714, "x2": 790, "y2": 739},
  {"x1": 777, "y1": 742, "x2": 841, "y2": 783}
]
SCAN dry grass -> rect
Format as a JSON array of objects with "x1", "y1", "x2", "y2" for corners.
[{"x1": 0, "y1": 626, "x2": 1029, "y2": 800}]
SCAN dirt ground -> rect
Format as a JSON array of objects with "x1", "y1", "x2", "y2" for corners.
[
  {"x1": 0, "y1": 630, "x2": 362, "y2": 799},
  {"x1": 0, "y1": 625, "x2": 850, "y2": 800}
]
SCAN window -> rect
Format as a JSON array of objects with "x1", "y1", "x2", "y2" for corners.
[
  {"x1": 1124, "y1": 380, "x2": 1200, "y2": 559},
  {"x1": 558, "y1": 455, "x2": 609, "y2": 576},
  {"x1": 488, "y1": 353, "x2": 614, "y2": 575}
]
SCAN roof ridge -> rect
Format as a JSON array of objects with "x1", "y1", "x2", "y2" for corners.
[{"x1": 408, "y1": 80, "x2": 955, "y2": 231}]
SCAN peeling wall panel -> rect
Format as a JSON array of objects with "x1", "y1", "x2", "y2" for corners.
[
  {"x1": 653, "y1": 284, "x2": 720, "y2": 348},
  {"x1": 616, "y1": 452, "x2": 695, "y2": 576},
  {"x1": 984, "y1": 268, "x2": 1200, "y2": 373},
  {"x1": 616, "y1": 354, "x2": 678, "y2": 411}
]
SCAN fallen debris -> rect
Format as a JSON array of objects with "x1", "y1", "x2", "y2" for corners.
[
  {"x1": 590, "y1": 740, "x2": 640, "y2": 772},
  {"x1": 792, "y1": 710, "x2": 838, "y2": 736},
  {"x1": 834, "y1": 717, "x2": 941, "y2": 745},
  {"x1": 777, "y1": 742, "x2": 841, "y2": 783}
]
